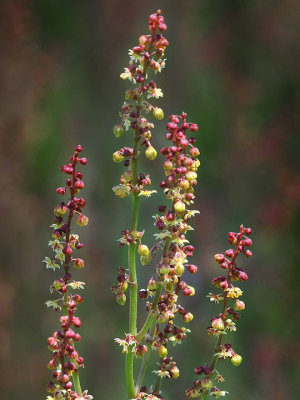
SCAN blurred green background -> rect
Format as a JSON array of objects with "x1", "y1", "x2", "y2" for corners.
[{"x1": 0, "y1": 0, "x2": 299, "y2": 399}]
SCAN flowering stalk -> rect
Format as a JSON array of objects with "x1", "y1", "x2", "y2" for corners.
[
  {"x1": 136, "y1": 112, "x2": 200, "y2": 398},
  {"x1": 44, "y1": 145, "x2": 92, "y2": 400},
  {"x1": 185, "y1": 226, "x2": 253, "y2": 399},
  {"x1": 112, "y1": 10, "x2": 169, "y2": 400}
]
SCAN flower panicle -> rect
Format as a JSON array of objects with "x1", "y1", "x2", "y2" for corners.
[
  {"x1": 186, "y1": 225, "x2": 253, "y2": 399},
  {"x1": 44, "y1": 145, "x2": 92, "y2": 400},
  {"x1": 112, "y1": 10, "x2": 168, "y2": 202},
  {"x1": 133, "y1": 113, "x2": 200, "y2": 396}
]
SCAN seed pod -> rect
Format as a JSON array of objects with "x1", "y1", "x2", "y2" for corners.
[
  {"x1": 153, "y1": 107, "x2": 164, "y2": 120},
  {"x1": 231, "y1": 354, "x2": 242, "y2": 366},
  {"x1": 145, "y1": 146, "x2": 157, "y2": 160}
]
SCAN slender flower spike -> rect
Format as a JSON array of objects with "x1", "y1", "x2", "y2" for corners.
[
  {"x1": 44, "y1": 145, "x2": 91, "y2": 400},
  {"x1": 186, "y1": 225, "x2": 253, "y2": 399}
]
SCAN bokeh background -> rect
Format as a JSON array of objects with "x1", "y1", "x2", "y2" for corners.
[{"x1": 1, "y1": 0, "x2": 299, "y2": 399}]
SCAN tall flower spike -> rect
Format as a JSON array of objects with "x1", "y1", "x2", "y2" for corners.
[
  {"x1": 44, "y1": 145, "x2": 92, "y2": 400},
  {"x1": 111, "y1": 10, "x2": 169, "y2": 400},
  {"x1": 185, "y1": 225, "x2": 253, "y2": 399},
  {"x1": 133, "y1": 113, "x2": 200, "y2": 397},
  {"x1": 112, "y1": 9, "x2": 169, "y2": 201}
]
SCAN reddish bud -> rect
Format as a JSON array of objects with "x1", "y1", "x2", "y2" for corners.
[
  {"x1": 76, "y1": 214, "x2": 89, "y2": 226},
  {"x1": 214, "y1": 254, "x2": 225, "y2": 264},
  {"x1": 183, "y1": 286, "x2": 195, "y2": 296},
  {"x1": 75, "y1": 180, "x2": 85, "y2": 189},
  {"x1": 63, "y1": 245, "x2": 72, "y2": 255},
  {"x1": 73, "y1": 294, "x2": 83, "y2": 304},
  {"x1": 187, "y1": 264, "x2": 197, "y2": 274},
  {"x1": 74, "y1": 333, "x2": 81, "y2": 341},
  {"x1": 189, "y1": 123, "x2": 199, "y2": 132},
  {"x1": 238, "y1": 271, "x2": 248, "y2": 281},
  {"x1": 211, "y1": 317, "x2": 225, "y2": 331},
  {"x1": 64, "y1": 381, "x2": 73, "y2": 390},
  {"x1": 56, "y1": 187, "x2": 66, "y2": 195},
  {"x1": 72, "y1": 317, "x2": 81, "y2": 327},
  {"x1": 225, "y1": 249, "x2": 234, "y2": 258},
  {"x1": 60, "y1": 374, "x2": 70, "y2": 383},
  {"x1": 73, "y1": 258, "x2": 85, "y2": 269},
  {"x1": 183, "y1": 312, "x2": 194, "y2": 323},
  {"x1": 80, "y1": 158, "x2": 88, "y2": 165},
  {"x1": 234, "y1": 299, "x2": 245, "y2": 311},
  {"x1": 65, "y1": 329, "x2": 75, "y2": 338},
  {"x1": 70, "y1": 350, "x2": 79, "y2": 359}
]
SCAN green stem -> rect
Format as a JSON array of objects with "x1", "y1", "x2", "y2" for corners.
[
  {"x1": 136, "y1": 284, "x2": 162, "y2": 341},
  {"x1": 126, "y1": 351, "x2": 135, "y2": 399},
  {"x1": 72, "y1": 370, "x2": 82, "y2": 396},
  {"x1": 63, "y1": 291, "x2": 68, "y2": 316},
  {"x1": 135, "y1": 324, "x2": 154, "y2": 393},
  {"x1": 154, "y1": 369, "x2": 163, "y2": 395},
  {"x1": 210, "y1": 334, "x2": 223, "y2": 371},
  {"x1": 136, "y1": 237, "x2": 171, "y2": 341},
  {"x1": 124, "y1": 26, "x2": 161, "y2": 397},
  {"x1": 125, "y1": 125, "x2": 141, "y2": 400},
  {"x1": 128, "y1": 237, "x2": 138, "y2": 335},
  {"x1": 202, "y1": 390, "x2": 208, "y2": 400}
]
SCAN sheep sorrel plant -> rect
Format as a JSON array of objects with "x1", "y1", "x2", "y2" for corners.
[
  {"x1": 43, "y1": 9, "x2": 254, "y2": 400},
  {"x1": 111, "y1": 9, "x2": 253, "y2": 400},
  {"x1": 44, "y1": 145, "x2": 92, "y2": 400}
]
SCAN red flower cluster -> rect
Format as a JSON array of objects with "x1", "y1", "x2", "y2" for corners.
[
  {"x1": 47, "y1": 294, "x2": 84, "y2": 395},
  {"x1": 186, "y1": 225, "x2": 253, "y2": 399},
  {"x1": 112, "y1": 10, "x2": 169, "y2": 202},
  {"x1": 44, "y1": 145, "x2": 91, "y2": 399}
]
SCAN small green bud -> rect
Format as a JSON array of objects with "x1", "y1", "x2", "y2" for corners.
[
  {"x1": 122, "y1": 282, "x2": 128, "y2": 292},
  {"x1": 158, "y1": 346, "x2": 168, "y2": 358},
  {"x1": 164, "y1": 280, "x2": 174, "y2": 292},
  {"x1": 179, "y1": 179, "x2": 190, "y2": 190},
  {"x1": 153, "y1": 107, "x2": 164, "y2": 120},
  {"x1": 201, "y1": 377, "x2": 213, "y2": 389},
  {"x1": 174, "y1": 200, "x2": 186, "y2": 214},
  {"x1": 174, "y1": 263, "x2": 185, "y2": 277},
  {"x1": 231, "y1": 354, "x2": 242, "y2": 366},
  {"x1": 122, "y1": 170, "x2": 132, "y2": 183},
  {"x1": 159, "y1": 263, "x2": 170, "y2": 275},
  {"x1": 186, "y1": 171, "x2": 197, "y2": 181},
  {"x1": 147, "y1": 277, "x2": 157, "y2": 291},
  {"x1": 145, "y1": 146, "x2": 157, "y2": 160},
  {"x1": 144, "y1": 131, "x2": 152, "y2": 140},
  {"x1": 112, "y1": 151, "x2": 124, "y2": 163},
  {"x1": 113, "y1": 125, "x2": 124, "y2": 138},
  {"x1": 125, "y1": 89, "x2": 135, "y2": 100},
  {"x1": 116, "y1": 293, "x2": 126, "y2": 306},
  {"x1": 53, "y1": 279, "x2": 64, "y2": 290},
  {"x1": 138, "y1": 244, "x2": 150, "y2": 257},
  {"x1": 140, "y1": 253, "x2": 152, "y2": 265}
]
